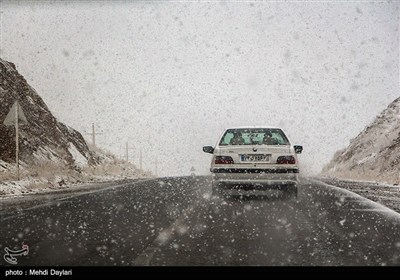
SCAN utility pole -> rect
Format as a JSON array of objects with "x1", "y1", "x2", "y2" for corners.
[
  {"x1": 139, "y1": 148, "x2": 142, "y2": 170},
  {"x1": 125, "y1": 142, "x2": 135, "y2": 162},
  {"x1": 155, "y1": 156, "x2": 158, "y2": 177},
  {"x1": 92, "y1": 123, "x2": 96, "y2": 147},
  {"x1": 126, "y1": 142, "x2": 128, "y2": 162},
  {"x1": 87, "y1": 123, "x2": 102, "y2": 148}
]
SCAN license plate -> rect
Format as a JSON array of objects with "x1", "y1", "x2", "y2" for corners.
[{"x1": 240, "y1": 154, "x2": 270, "y2": 162}]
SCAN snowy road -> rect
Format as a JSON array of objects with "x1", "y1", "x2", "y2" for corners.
[{"x1": 1, "y1": 177, "x2": 400, "y2": 266}]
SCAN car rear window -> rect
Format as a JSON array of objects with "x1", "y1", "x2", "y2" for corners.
[{"x1": 219, "y1": 128, "x2": 290, "y2": 146}]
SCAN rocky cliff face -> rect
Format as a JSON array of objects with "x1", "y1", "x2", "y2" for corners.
[
  {"x1": 322, "y1": 97, "x2": 400, "y2": 184},
  {"x1": 0, "y1": 58, "x2": 95, "y2": 170}
]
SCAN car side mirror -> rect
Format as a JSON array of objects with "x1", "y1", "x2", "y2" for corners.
[
  {"x1": 203, "y1": 146, "x2": 214, "y2": 154},
  {"x1": 294, "y1": 145, "x2": 303, "y2": 154}
]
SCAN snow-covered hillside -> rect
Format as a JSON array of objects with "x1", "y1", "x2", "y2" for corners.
[
  {"x1": 0, "y1": 58, "x2": 152, "y2": 195},
  {"x1": 0, "y1": 58, "x2": 95, "y2": 168},
  {"x1": 322, "y1": 97, "x2": 400, "y2": 184}
]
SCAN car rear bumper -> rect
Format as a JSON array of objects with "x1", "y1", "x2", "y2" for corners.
[
  {"x1": 212, "y1": 168, "x2": 298, "y2": 185},
  {"x1": 211, "y1": 168, "x2": 299, "y2": 174},
  {"x1": 212, "y1": 183, "x2": 298, "y2": 200}
]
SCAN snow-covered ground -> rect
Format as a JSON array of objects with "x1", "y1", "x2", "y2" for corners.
[
  {"x1": 0, "y1": 169, "x2": 151, "y2": 196},
  {"x1": 319, "y1": 177, "x2": 400, "y2": 214},
  {"x1": 0, "y1": 178, "x2": 153, "y2": 215},
  {"x1": 0, "y1": 143, "x2": 153, "y2": 196},
  {"x1": 0, "y1": 160, "x2": 12, "y2": 172}
]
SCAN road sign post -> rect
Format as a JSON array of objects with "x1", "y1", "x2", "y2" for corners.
[
  {"x1": 3, "y1": 101, "x2": 28, "y2": 181},
  {"x1": 15, "y1": 102, "x2": 19, "y2": 180}
]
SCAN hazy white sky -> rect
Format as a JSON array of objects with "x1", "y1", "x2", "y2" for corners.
[{"x1": 1, "y1": 0, "x2": 399, "y2": 176}]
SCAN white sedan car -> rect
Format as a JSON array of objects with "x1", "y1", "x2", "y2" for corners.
[{"x1": 203, "y1": 127, "x2": 303, "y2": 196}]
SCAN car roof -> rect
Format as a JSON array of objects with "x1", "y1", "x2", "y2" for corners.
[{"x1": 224, "y1": 126, "x2": 283, "y2": 130}]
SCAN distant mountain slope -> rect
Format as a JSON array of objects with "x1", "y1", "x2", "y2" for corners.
[
  {"x1": 0, "y1": 58, "x2": 95, "y2": 169},
  {"x1": 322, "y1": 97, "x2": 400, "y2": 184}
]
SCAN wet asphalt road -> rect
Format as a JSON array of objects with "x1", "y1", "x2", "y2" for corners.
[{"x1": 1, "y1": 176, "x2": 400, "y2": 266}]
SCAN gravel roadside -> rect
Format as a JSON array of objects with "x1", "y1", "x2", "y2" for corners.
[{"x1": 0, "y1": 178, "x2": 150, "y2": 215}]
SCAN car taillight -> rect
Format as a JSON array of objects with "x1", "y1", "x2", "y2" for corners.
[
  {"x1": 277, "y1": 156, "x2": 296, "y2": 164},
  {"x1": 215, "y1": 156, "x2": 234, "y2": 164}
]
